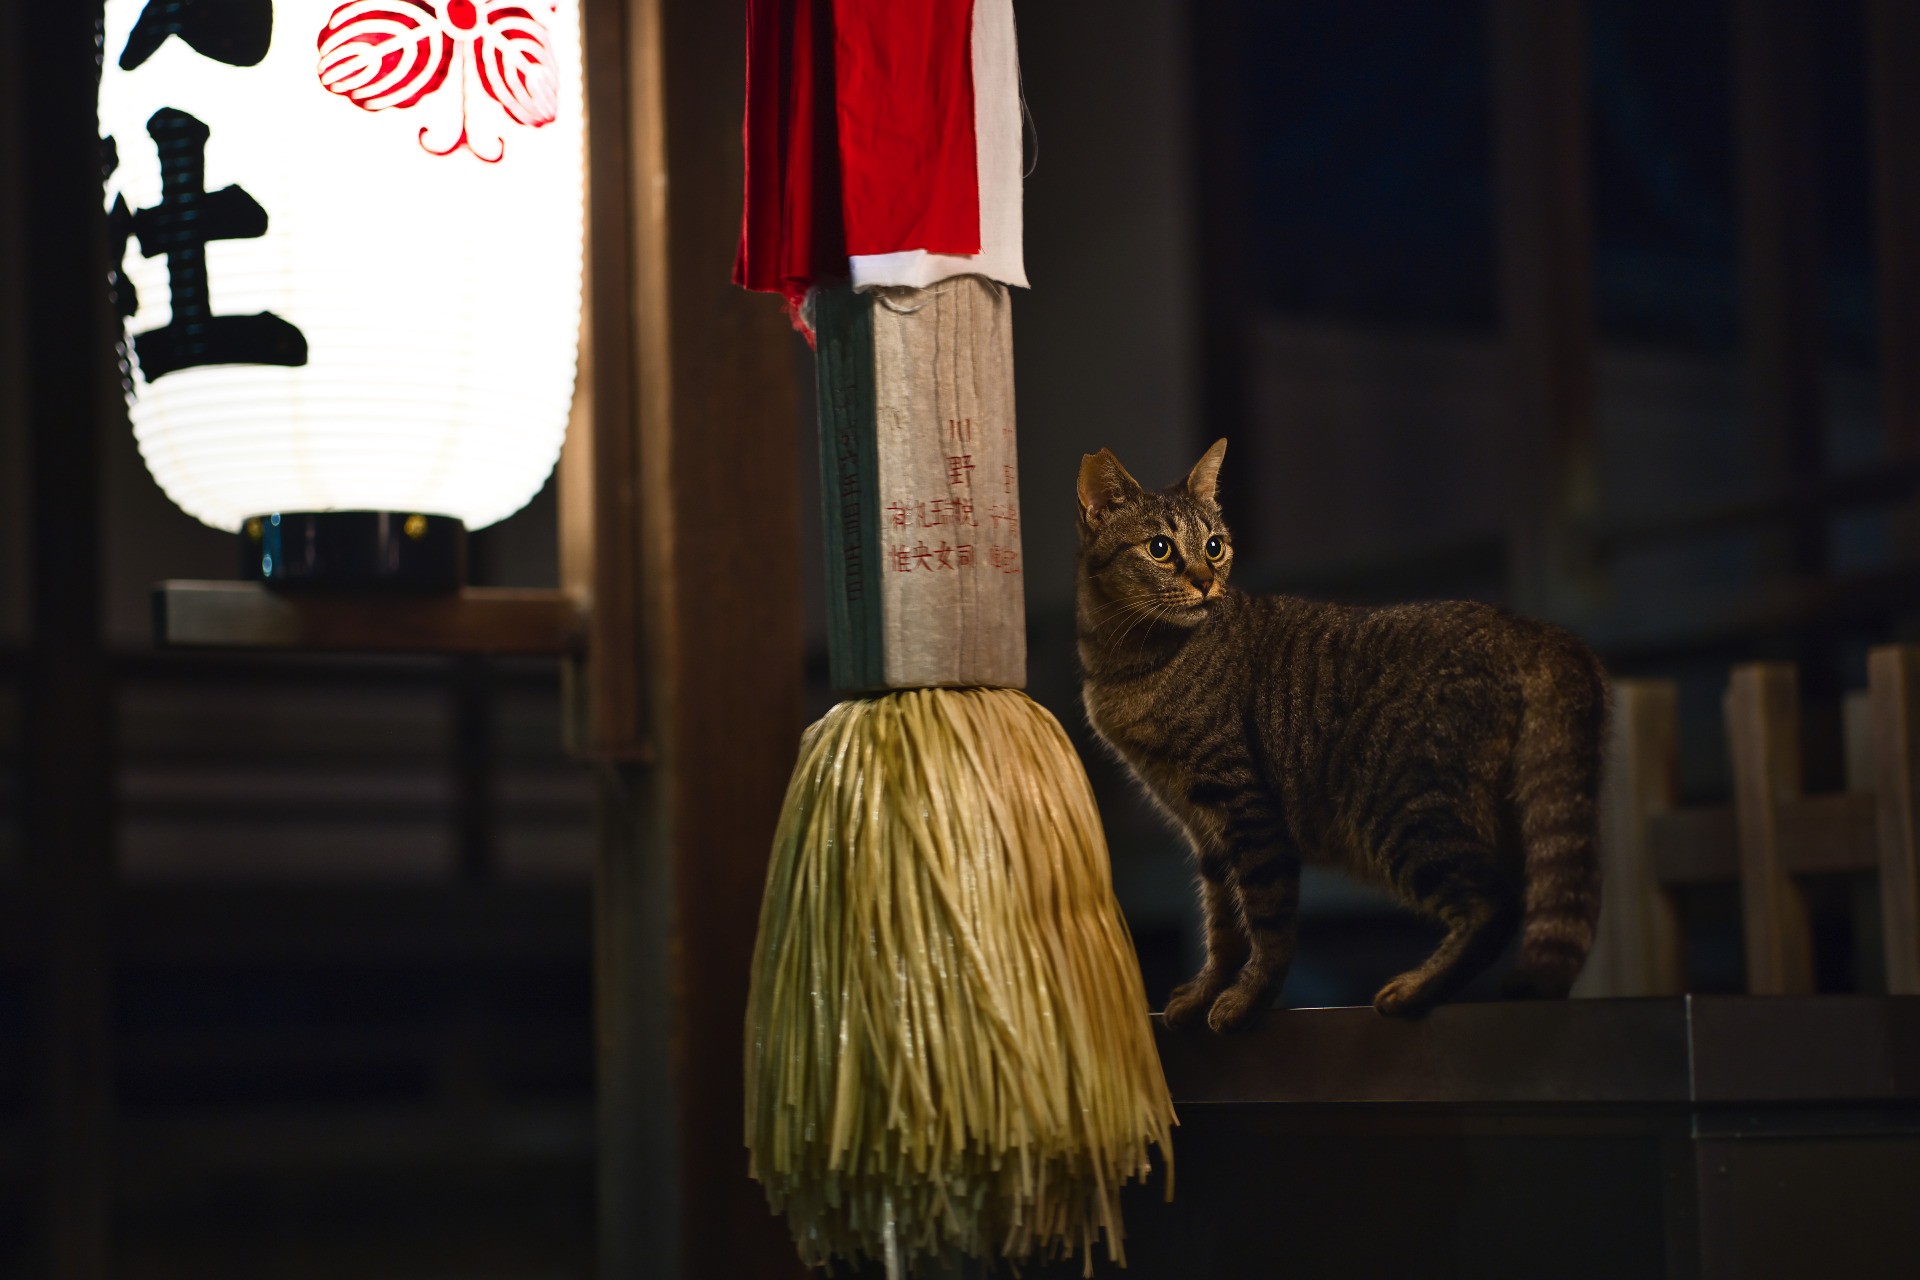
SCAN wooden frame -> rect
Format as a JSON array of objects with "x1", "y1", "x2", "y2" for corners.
[{"x1": 1588, "y1": 651, "x2": 1920, "y2": 998}]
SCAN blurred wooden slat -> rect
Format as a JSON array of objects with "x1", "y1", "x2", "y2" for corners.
[
  {"x1": 107, "y1": 883, "x2": 589, "y2": 965},
  {"x1": 1733, "y1": 0, "x2": 1827, "y2": 577},
  {"x1": 117, "y1": 1103, "x2": 592, "y2": 1179},
  {"x1": 1871, "y1": 645, "x2": 1920, "y2": 994},
  {"x1": 153, "y1": 582, "x2": 586, "y2": 655},
  {"x1": 118, "y1": 1024, "x2": 584, "y2": 1078},
  {"x1": 1584, "y1": 680, "x2": 1686, "y2": 996},
  {"x1": 1647, "y1": 796, "x2": 1876, "y2": 886},
  {"x1": 1647, "y1": 808, "x2": 1737, "y2": 886},
  {"x1": 1775, "y1": 792, "x2": 1880, "y2": 874},
  {"x1": 1727, "y1": 663, "x2": 1818, "y2": 995},
  {"x1": 1587, "y1": 459, "x2": 1920, "y2": 556},
  {"x1": 1870, "y1": 0, "x2": 1920, "y2": 470},
  {"x1": 1490, "y1": 0, "x2": 1601, "y2": 617},
  {"x1": 0, "y1": 881, "x2": 587, "y2": 965},
  {"x1": 1846, "y1": 690, "x2": 1874, "y2": 792},
  {"x1": 1597, "y1": 564, "x2": 1920, "y2": 665}
]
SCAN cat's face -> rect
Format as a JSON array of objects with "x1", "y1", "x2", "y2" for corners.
[{"x1": 1076, "y1": 440, "x2": 1233, "y2": 630}]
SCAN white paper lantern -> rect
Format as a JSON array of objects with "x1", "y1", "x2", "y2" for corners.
[{"x1": 98, "y1": 0, "x2": 584, "y2": 544}]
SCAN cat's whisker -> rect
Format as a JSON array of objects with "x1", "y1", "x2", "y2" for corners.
[
  {"x1": 1090, "y1": 595, "x2": 1165, "y2": 645},
  {"x1": 1118, "y1": 596, "x2": 1177, "y2": 649},
  {"x1": 1087, "y1": 591, "x2": 1161, "y2": 628},
  {"x1": 1107, "y1": 606, "x2": 1142, "y2": 648}
]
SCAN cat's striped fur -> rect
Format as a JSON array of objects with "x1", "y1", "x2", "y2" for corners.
[{"x1": 1076, "y1": 441, "x2": 1607, "y2": 1027}]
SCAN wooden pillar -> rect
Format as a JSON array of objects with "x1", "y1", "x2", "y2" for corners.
[
  {"x1": 813, "y1": 280, "x2": 1026, "y2": 691},
  {"x1": 1733, "y1": 0, "x2": 1827, "y2": 578},
  {"x1": 20, "y1": 2, "x2": 115, "y2": 1275},
  {"x1": 1189, "y1": 0, "x2": 1256, "y2": 520},
  {"x1": 1582, "y1": 680, "x2": 1686, "y2": 997},
  {"x1": 572, "y1": 1, "x2": 805, "y2": 1277},
  {"x1": 1726, "y1": 663, "x2": 1817, "y2": 995},
  {"x1": 1869, "y1": 646, "x2": 1920, "y2": 994},
  {"x1": 1490, "y1": 0, "x2": 1601, "y2": 619},
  {"x1": 1869, "y1": 0, "x2": 1920, "y2": 472}
]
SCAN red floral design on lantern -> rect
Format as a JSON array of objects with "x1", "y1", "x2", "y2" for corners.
[{"x1": 317, "y1": 1, "x2": 560, "y2": 163}]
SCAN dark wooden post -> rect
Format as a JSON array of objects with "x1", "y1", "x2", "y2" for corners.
[
  {"x1": 1869, "y1": 0, "x2": 1920, "y2": 485},
  {"x1": 572, "y1": 1, "x2": 806, "y2": 1277},
  {"x1": 1489, "y1": 0, "x2": 1601, "y2": 619},
  {"x1": 1869, "y1": 646, "x2": 1920, "y2": 995},
  {"x1": 1726, "y1": 663, "x2": 1818, "y2": 995},
  {"x1": 1189, "y1": 0, "x2": 1256, "y2": 520},
  {"x1": 1733, "y1": 0, "x2": 1827, "y2": 578},
  {"x1": 20, "y1": 2, "x2": 116, "y2": 1276}
]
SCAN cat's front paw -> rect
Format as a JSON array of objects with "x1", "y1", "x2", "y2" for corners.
[
  {"x1": 1205, "y1": 984, "x2": 1268, "y2": 1033},
  {"x1": 1162, "y1": 975, "x2": 1220, "y2": 1029},
  {"x1": 1371, "y1": 971, "x2": 1437, "y2": 1018}
]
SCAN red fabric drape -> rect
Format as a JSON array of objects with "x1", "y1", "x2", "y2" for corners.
[
  {"x1": 735, "y1": 0, "x2": 980, "y2": 320},
  {"x1": 831, "y1": 0, "x2": 978, "y2": 258},
  {"x1": 735, "y1": 0, "x2": 844, "y2": 315}
]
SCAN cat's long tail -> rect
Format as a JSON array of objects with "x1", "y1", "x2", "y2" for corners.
[{"x1": 1510, "y1": 638, "x2": 1609, "y2": 997}]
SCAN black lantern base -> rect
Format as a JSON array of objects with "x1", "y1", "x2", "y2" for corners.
[{"x1": 241, "y1": 511, "x2": 467, "y2": 593}]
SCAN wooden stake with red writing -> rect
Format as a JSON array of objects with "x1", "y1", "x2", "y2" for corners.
[{"x1": 814, "y1": 276, "x2": 1027, "y2": 692}]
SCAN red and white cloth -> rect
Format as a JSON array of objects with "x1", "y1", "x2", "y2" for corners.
[{"x1": 735, "y1": 0, "x2": 1026, "y2": 323}]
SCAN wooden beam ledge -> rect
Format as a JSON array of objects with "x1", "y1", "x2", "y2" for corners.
[
  {"x1": 152, "y1": 581, "x2": 588, "y2": 656},
  {"x1": 1152, "y1": 996, "x2": 1920, "y2": 1107},
  {"x1": 1135, "y1": 997, "x2": 1920, "y2": 1278}
]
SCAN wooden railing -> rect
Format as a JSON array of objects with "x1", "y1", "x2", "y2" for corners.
[{"x1": 1584, "y1": 646, "x2": 1920, "y2": 998}]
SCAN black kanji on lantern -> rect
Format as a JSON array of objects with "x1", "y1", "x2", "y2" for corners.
[
  {"x1": 120, "y1": 0, "x2": 272, "y2": 71},
  {"x1": 102, "y1": 136, "x2": 138, "y2": 319},
  {"x1": 124, "y1": 108, "x2": 307, "y2": 381}
]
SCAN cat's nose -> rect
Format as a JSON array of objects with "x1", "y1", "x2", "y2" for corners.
[{"x1": 1189, "y1": 575, "x2": 1213, "y2": 596}]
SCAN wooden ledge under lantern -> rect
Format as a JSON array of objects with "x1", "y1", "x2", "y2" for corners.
[{"x1": 151, "y1": 580, "x2": 588, "y2": 657}]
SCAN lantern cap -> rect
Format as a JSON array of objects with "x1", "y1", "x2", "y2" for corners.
[{"x1": 241, "y1": 511, "x2": 467, "y2": 594}]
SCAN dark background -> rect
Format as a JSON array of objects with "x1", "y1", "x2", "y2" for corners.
[{"x1": 3, "y1": 0, "x2": 1915, "y2": 1275}]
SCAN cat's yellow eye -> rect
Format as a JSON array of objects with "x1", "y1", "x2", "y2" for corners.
[
  {"x1": 1206, "y1": 535, "x2": 1225, "y2": 561},
  {"x1": 1147, "y1": 536, "x2": 1173, "y2": 562}
]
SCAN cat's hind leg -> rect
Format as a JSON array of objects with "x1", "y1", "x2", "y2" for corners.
[
  {"x1": 1373, "y1": 819, "x2": 1521, "y2": 1018},
  {"x1": 1163, "y1": 852, "x2": 1249, "y2": 1029},
  {"x1": 1206, "y1": 847, "x2": 1302, "y2": 1032}
]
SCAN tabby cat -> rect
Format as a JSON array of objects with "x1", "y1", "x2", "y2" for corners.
[{"x1": 1076, "y1": 440, "x2": 1607, "y2": 1028}]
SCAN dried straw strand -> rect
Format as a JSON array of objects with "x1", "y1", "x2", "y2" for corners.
[{"x1": 745, "y1": 687, "x2": 1176, "y2": 1274}]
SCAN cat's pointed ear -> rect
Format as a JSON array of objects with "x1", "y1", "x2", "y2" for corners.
[
  {"x1": 1186, "y1": 438, "x2": 1228, "y2": 508},
  {"x1": 1078, "y1": 449, "x2": 1142, "y2": 525}
]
